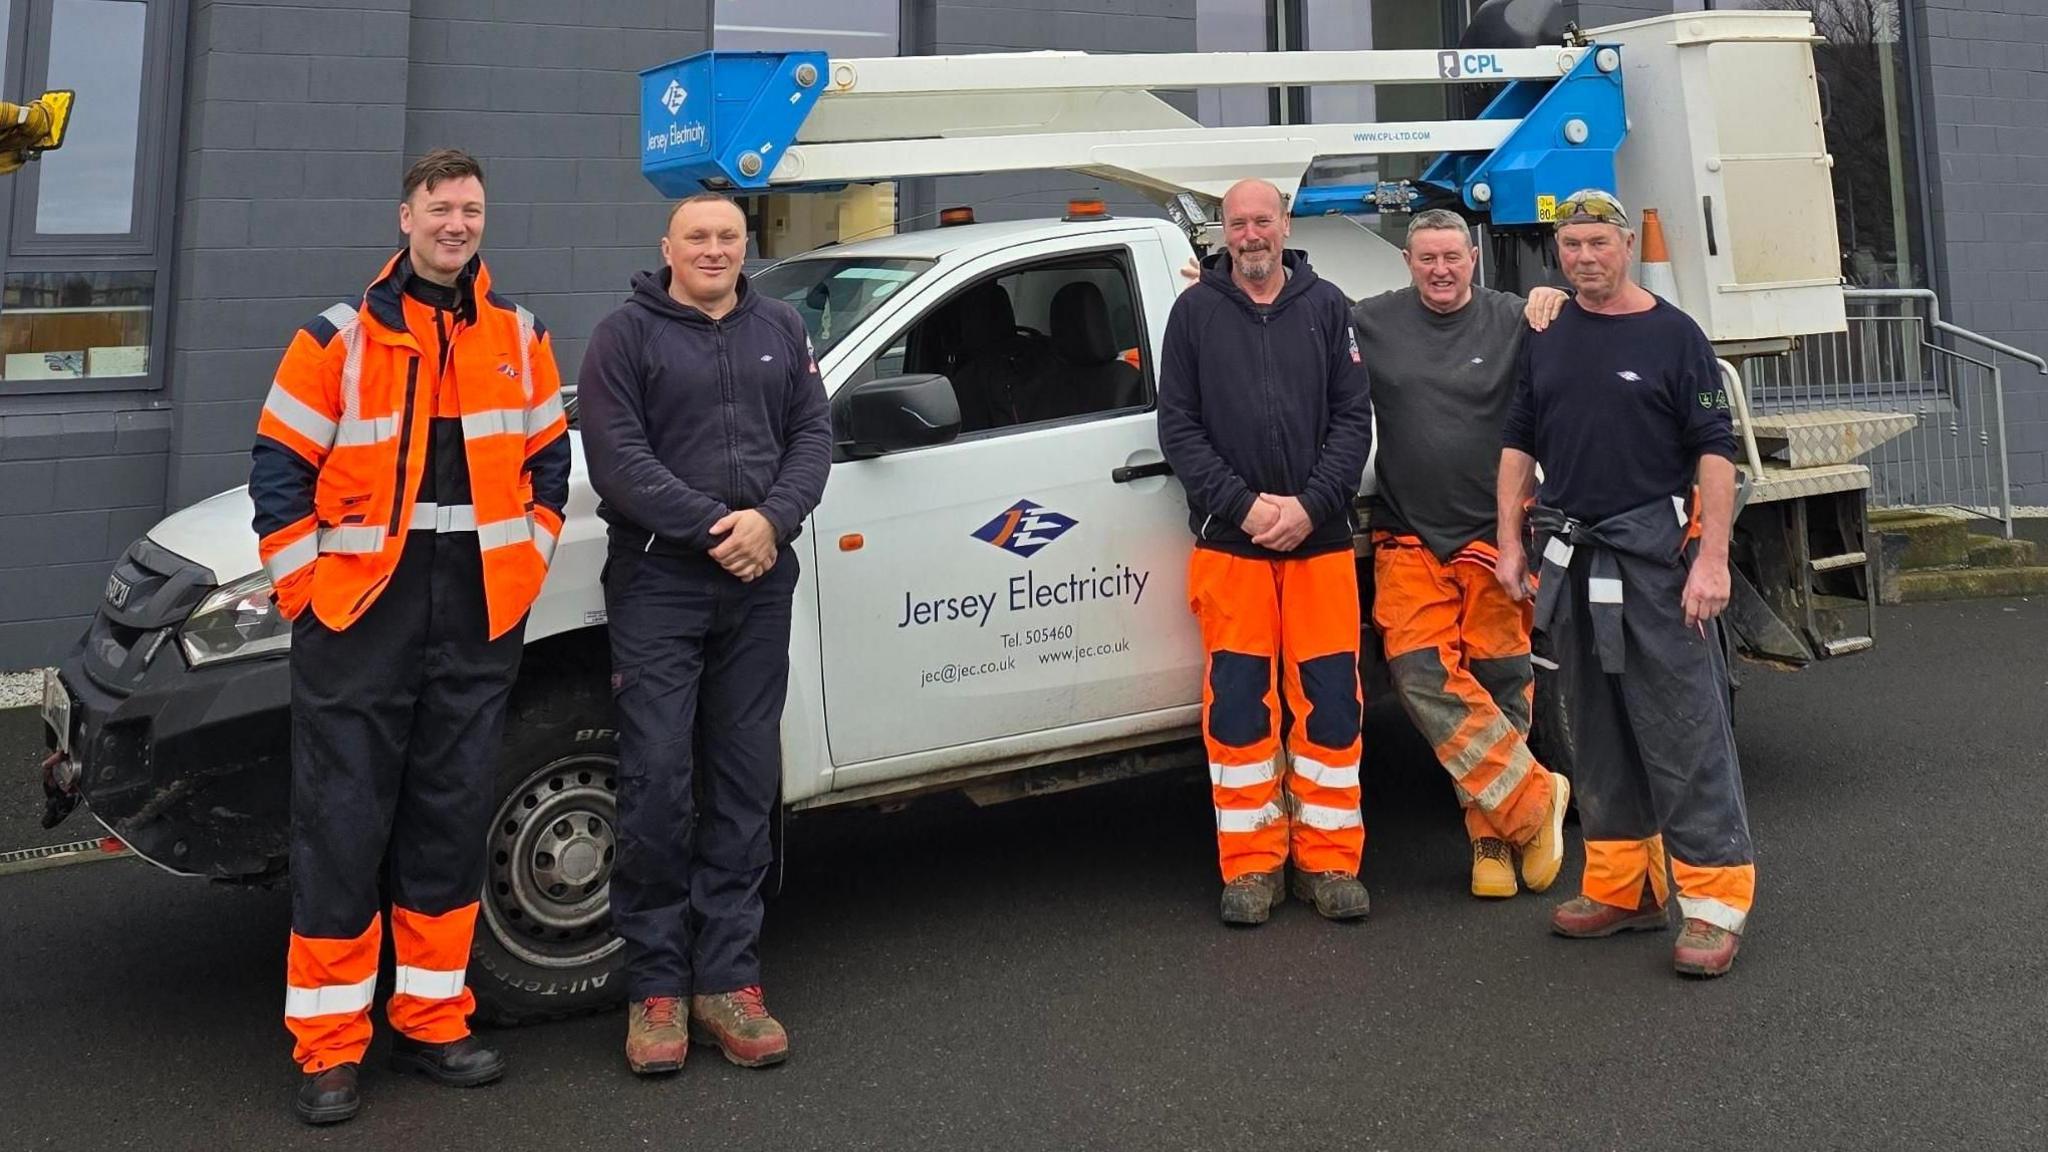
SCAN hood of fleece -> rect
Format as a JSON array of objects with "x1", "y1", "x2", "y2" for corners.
[
  {"x1": 1198, "y1": 248, "x2": 1322, "y2": 317},
  {"x1": 627, "y1": 266, "x2": 756, "y2": 326}
]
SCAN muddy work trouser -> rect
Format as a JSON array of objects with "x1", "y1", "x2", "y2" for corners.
[
  {"x1": 1532, "y1": 500, "x2": 1756, "y2": 933},
  {"x1": 285, "y1": 532, "x2": 525, "y2": 1074},
  {"x1": 606, "y1": 546, "x2": 797, "y2": 1000},
  {"x1": 1188, "y1": 546, "x2": 1364, "y2": 882},
  {"x1": 1371, "y1": 533, "x2": 1556, "y2": 845}
]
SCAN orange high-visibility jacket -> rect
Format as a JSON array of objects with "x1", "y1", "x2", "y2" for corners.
[{"x1": 251, "y1": 252, "x2": 571, "y2": 639}]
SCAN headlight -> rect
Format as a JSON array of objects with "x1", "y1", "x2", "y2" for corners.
[{"x1": 180, "y1": 571, "x2": 292, "y2": 667}]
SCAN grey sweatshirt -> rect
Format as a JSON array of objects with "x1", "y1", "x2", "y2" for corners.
[{"x1": 1351, "y1": 285, "x2": 1527, "y2": 561}]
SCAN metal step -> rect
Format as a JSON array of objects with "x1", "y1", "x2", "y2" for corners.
[
  {"x1": 1744, "y1": 409, "x2": 1919, "y2": 468},
  {"x1": 1748, "y1": 463, "x2": 1870, "y2": 504},
  {"x1": 1809, "y1": 550, "x2": 1868, "y2": 572},
  {"x1": 1823, "y1": 636, "x2": 1874, "y2": 657}
]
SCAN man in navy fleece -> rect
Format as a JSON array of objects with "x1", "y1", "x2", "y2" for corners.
[
  {"x1": 1495, "y1": 188, "x2": 1755, "y2": 979},
  {"x1": 577, "y1": 192, "x2": 832, "y2": 1071}
]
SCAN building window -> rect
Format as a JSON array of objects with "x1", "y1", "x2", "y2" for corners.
[
  {"x1": 0, "y1": 0, "x2": 177, "y2": 395},
  {"x1": 712, "y1": 0, "x2": 898, "y2": 57}
]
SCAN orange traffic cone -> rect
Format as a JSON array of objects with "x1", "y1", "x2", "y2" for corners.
[{"x1": 1639, "y1": 208, "x2": 1678, "y2": 303}]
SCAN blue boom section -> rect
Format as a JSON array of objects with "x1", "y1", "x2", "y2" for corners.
[
  {"x1": 641, "y1": 50, "x2": 828, "y2": 196},
  {"x1": 1418, "y1": 45, "x2": 1627, "y2": 226}
]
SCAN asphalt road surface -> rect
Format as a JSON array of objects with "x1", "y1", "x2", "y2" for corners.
[{"x1": 3, "y1": 599, "x2": 2045, "y2": 1151}]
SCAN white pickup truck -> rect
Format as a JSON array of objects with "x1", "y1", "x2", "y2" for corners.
[{"x1": 45, "y1": 208, "x2": 1503, "y2": 1022}]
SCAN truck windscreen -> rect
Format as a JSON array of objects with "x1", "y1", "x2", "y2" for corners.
[{"x1": 751, "y1": 257, "x2": 934, "y2": 359}]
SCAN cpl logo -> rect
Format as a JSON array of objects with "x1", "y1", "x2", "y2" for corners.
[
  {"x1": 972, "y1": 500, "x2": 1075, "y2": 559},
  {"x1": 1436, "y1": 51, "x2": 1504, "y2": 80}
]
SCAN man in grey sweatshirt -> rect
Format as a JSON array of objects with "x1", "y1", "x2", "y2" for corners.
[{"x1": 1353, "y1": 210, "x2": 1572, "y2": 902}]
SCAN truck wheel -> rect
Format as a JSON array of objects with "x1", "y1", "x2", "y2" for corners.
[{"x1": 469, "y1": 673, "x2": 627, "y2": 1026}]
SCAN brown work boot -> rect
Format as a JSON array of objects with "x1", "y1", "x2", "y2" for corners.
[
  {"x1": 1289, "y1": 869, "x2": 1371, "y2": 921},
  {"x1": 1673, "y1": 918, "x2": 1742, "y2": 978},
  {"x1": 1519, "y1": 774, "x2": 1571, "y2": 893},
  {"x1": 1471, "y1": 837, "x2": 1518, "y2": 899},
  {"x1": 1551, "y1": 894, "x2": 1669, "y2": 938},
  {"x1": 1219, "y1": 868, "x2": 1285, "y2": 925},
  {"x1": 690, "y1": 986, "x2": 789, "y2": 1068},
  {"x1": 625, "y1": 996, "x2": 688, "y2": 1075}
]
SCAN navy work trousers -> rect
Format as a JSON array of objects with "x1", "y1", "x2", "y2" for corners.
[
  {"x1": 604, "y1": 545, "x2": 797, "y2": 999},
  {"x1": 288, "y1": 531, "x2": 525, "y2": 940}
]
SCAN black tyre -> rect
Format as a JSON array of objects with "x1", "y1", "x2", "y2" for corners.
[{"x1": 469, "y1": 668, "x2": 628, "y2": 1026}]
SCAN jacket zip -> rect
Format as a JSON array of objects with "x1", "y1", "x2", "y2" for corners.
[
  {"x1": 715, "y1": 320, "x2": 740, "y2": 503},
  {"x1": 387, "y1": 357, "x2": 421, "y2": 536}
]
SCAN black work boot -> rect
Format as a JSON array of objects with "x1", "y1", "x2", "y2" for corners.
[
  {"x1": 389, "y1": 1034, "x2": 507, "y2": 1088},
  {"x1": 296, "y1": 1063, "x2": 360, "y2": 1126},
  {"x1": 1290, "y1": 869, "x2": 1371, "y2": 921},
  {"x1": 1219, "y1": 868, "x2": 1286, "y2": 925}
]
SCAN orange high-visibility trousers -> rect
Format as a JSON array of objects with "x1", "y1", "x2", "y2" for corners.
[
  {"x1": 1188, "y1": 547, "x2": 1364, "y2": 881},
  {"x1": 1371, "y1": 533, "x2": 1556, "y2": 845}
]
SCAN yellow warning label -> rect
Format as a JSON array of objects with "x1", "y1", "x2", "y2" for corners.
[{"x1": 1536, "y1": 194, "x2": 1557, "y2": 223}]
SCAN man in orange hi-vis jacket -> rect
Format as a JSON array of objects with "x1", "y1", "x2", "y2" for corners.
[
  {"x1": 1157, "y1": 179, "x2": 1375, "y2": 926},
  {"x1": 249, "y1": 149, "x2": 570, "y2": 1124}
]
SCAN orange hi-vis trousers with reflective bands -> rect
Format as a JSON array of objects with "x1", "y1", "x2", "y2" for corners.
[
  {"x1": 1188, "y1": 547, "x2": 1365, "y2": 881},
  {"x1": 1371, "y1": 533, "x2": 1557, "y2": 845}
]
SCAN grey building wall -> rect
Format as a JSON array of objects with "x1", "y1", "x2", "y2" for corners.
[
  {"x1": 0, "y1": 405, "x2": 172, "y2": 664},
  {"x1": 1914, "y1": 0, "x2": 2048, "y2": 502}
]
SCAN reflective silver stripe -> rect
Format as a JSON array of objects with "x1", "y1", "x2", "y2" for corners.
[
  {"x1": 1214, "y1": 802, "x2": 1282, "y2": 834},
  {"x1": 284, "y1": 973, "x2": 377, "y2": 1020},
  {"x1": 1290, "y1": 754, "x2": 1360, "y2": 792},
  {"x1": 331, "y1": 304, "x2": 365, "y2": 422},
  {"x1": 1471, "y1": 743, "x2": 1536, "y2": 810},
  {"x1": 1543, "y1": 536, "x2": 1575, "y2": 569},
  {"x1": 334, "y1": 415, "x2": 399, "y2": 447},
  {"x1": 318, "y1": 525, "x2": 386, "y2": 554},
  {"x1": 1208, "y1": 760, "x2": 1276, "y2": 790},
  {"x1": 408, "y1": 503, "x2": 477, "y2": 533},
  {"x1": 1676, "y1": 895, "x2": 1747, "y2": 934},
  {"x1": 525, "y1": 391, "x2": 565, "y2": 437},
  {"x1": 515, "y1": 305, "x2": 535, "y2": 404},
  {"x1": 320, "y1": 302, "x2": 359, "y2": 330},
  {"x1": 532, "y1": 514, "x2": 558, "y2": 565},
  {"x1": 391, "y1": 965, "x2": 467, "y2": 1001},
  {"x1": 1293, "y1": 801, "x2": 1364, "y2": 831},
  {"x1": 1588, "y1": 577, "x2": 1625, "y2": 604},
  {"x1": 263, "y1": 532, "x2": 319, "y2": 584},
  {"x1": 476, "y1": 516, "x2": 533, "y2": 551},
  {"x1": 262, "y1": 381, "x2": 337, "y2": 448},
  {"x1": 1444, "y1": 714, "x2": 1514, "y2": 781},
  {"x1": 461, "y1": 408, "x2": 526, "y2": 440}
]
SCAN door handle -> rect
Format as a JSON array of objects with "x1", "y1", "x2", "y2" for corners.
[{"x1": 1112, "y1": 462, "x2": 1174, "y2": 483}]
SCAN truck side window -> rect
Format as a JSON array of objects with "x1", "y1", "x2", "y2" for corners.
[{"x1": 870, "y1": 249, "x2": 1151, "y2": 437}]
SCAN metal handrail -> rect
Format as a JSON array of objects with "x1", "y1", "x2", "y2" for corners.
[
  {"x1": 1845, "y1": 287, "x2": 2047, "y2": 375},
  {"x1": 1718, "y1": 357, "x2": 1767, "y2": 479}
]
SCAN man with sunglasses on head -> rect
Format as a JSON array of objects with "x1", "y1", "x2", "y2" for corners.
[{"x1": 1495, "y1": 188, "x2": 1755, "y2": 979}]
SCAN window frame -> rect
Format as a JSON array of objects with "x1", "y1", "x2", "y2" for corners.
[
  {"x1": 0, "y1": 0, "x2": 185, "y2": 398},
  {"x1": 847, "y1": 244, "x2": 1158, "y2": 450}
]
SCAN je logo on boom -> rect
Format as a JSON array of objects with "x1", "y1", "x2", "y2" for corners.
[
  {"x1": 972, "y1": 500, "x2": 1076, "y2": 558},
  {"x1": 661, "y1": 80, "x2": 688, "y2": 117}
]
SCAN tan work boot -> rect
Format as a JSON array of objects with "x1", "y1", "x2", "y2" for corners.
[
  {"x1": 1289, "y1": 869, "x2": 1370, "y2": 921},
  {"x1": 626, "y1": 996, "x2": 688, "y2": 1075},
  {"x1": 1219, "y1": 868, "x2": 1285, "y2": 925},
  {"x1": 1470, "y1": 837, "x2": 1518, "y2": 899},
  {"x1": 690, "y1": 986, "x2": 790, "y2": 1068},
  {"x1": 1673, "y1": 919, "x2": 1742, "y2": 978},
  {"x1": 1519, "y1": 773, "x2": 1571, "y2": 893}
]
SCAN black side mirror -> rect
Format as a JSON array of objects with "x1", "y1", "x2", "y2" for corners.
[{"x1": 834, "y1": 373, "x2": 961, "y2": 459}]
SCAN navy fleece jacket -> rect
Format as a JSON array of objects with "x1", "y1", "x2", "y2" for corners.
[
  {"x1": 577, "y1": 269, "x2": 833, "y2": 555},
  {"x1": 1156, "y1": 249, "x2": 1374, "y2": 558}
]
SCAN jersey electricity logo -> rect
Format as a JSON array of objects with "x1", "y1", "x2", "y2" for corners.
[{"x1": 972, "y1": 500, "x2": 1076, "y2": 558}]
